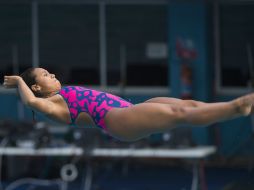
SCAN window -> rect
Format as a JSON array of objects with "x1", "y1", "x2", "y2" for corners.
[
  {"x1": 218, "y1": 4, "x2": 254, "y2": 90},
  {"x1": 39, "y1": 4, "x2": 100, "y2": 85},
  {"x1": 0, "y1": 4, "x2": 31, "y2": 77},
  {"x1": 0, "y1": 2, "x2": 169, "y2": 96},
  {"x1": 106, "y1": 5, "x2": 168, "y2": 87}
]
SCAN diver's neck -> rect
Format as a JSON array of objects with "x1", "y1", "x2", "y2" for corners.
[{"x1": 43, "y1": 91, "x2": 58, "y2": 98}]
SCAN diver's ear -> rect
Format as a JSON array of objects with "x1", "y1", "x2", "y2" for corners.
[{"x1": 31, "y1": 84, "x2": 41, "y2": 93}]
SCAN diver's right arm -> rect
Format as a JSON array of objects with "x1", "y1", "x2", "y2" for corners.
[{"x1": 3, "y1": 75, "x2": 55, "y2": 115}]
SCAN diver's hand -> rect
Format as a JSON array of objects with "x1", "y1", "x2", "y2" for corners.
[{"x1": 3, "y1": 75, "x2": 22, "y2": 88}]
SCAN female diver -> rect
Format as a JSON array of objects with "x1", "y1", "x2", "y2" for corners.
[{"x1": 3, "y1": 68, "x2": 254, "y2": 141}]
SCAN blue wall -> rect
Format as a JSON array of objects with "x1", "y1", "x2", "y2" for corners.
[
  {"x1": 0, "y1": 94, "x2": 18, "y2": 120},
  {"x1": 169, "y1": 2, "x2": 210, "y2": 101},
  {"x1": 169, "y1": 1, "x2": 211, "y2": 145}
]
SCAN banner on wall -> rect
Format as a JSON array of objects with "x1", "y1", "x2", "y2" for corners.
[{"x1": 176, "y1": 37, "x2": 198, "y2": 99}]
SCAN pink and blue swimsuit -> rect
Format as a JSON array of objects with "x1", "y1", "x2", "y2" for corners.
[{"x1": 57, "y1": 86, "x2": 133, "y2": 130}]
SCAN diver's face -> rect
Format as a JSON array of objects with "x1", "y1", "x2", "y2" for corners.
[{"x1": 32, "y1": 68, "x2": 61, "y2": 96}]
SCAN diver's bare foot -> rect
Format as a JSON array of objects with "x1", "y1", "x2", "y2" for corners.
[{"x1": 233, "y1": 93, "x2": 254, "y2": 116}]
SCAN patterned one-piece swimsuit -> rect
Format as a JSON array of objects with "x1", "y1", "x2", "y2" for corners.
[{"x1": 57, "y1": 86, "x2": 133, "y2": 130}]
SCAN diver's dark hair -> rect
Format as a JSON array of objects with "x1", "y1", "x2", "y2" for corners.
[
  {"x1": 20, "y1": 68, "x2": 36, "y2": 89},
  {"x1": 20, "y1": 68, "x2": 38, "y2": 123},
  {"x1": 20, "y1": 68, "x2": 42, "y2": 97}
]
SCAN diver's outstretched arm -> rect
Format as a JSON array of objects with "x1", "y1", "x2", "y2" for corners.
[{"x1": 3, "y1": 75, "x2": 56, "y2": 115}]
